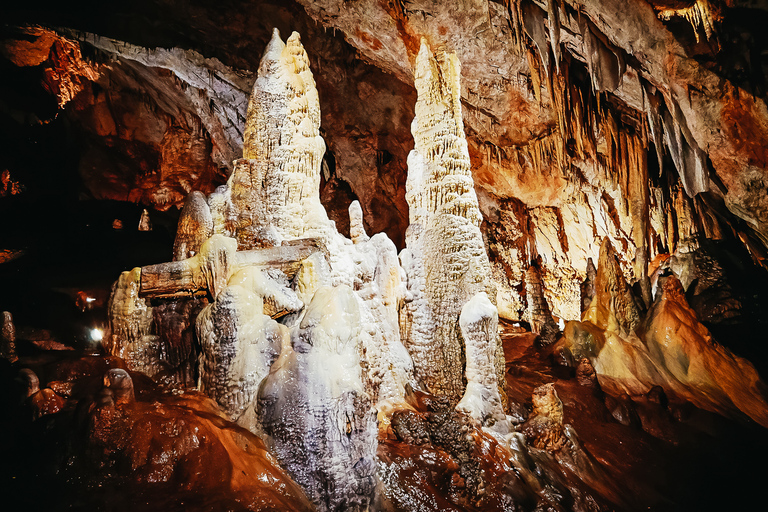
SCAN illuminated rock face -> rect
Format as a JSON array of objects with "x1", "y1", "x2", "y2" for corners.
[
  {"x1": 106, "y1": 268, "x2": 157, "y2": 377},
  {"x1": 562, "y1": 239, "x2": 768, "y2": 427},
  {"x1": 400, "y1": 41, "x2": 505, "y2": 406},
  {"x1": 173, "y1": 191, "x2": 213, "y2": 261},
  {"x1": 196, "y1": 285, "x2": 286, "y2": 433},
  {"x1": 258, "y1": 286, "x2": 377, "y2": 511},
  {"x1": 229, "y1": 29, "x2": 329, "y2": 247},
  {"x1": 105, "y1": 30, "x2": 416, "y2": 510}
]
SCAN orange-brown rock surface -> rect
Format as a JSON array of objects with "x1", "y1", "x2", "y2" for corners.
[{"x1": 562, "y1": 240, "x2": 768, "y2": 427}]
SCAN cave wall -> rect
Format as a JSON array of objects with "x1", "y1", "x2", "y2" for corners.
[{"x1": 3, "y1": 0, "x2": 768, "y2": 327}]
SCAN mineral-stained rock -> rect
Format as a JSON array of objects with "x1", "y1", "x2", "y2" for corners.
[
  {"x1": 580, "y1": 258, "x2": 597, "y2": 315},
  {"x1": 258, "y1": 285, "x2": 377, "y2": 512},
  {"x1": 1, "y1": 311, "x2": 17, "y2": 362},
  {"x1": 17, "y1": 368, "x2": 65, "y2": 421},
  {"x1": 106, "y1": 267, "x2": 157, "y2": 377},
  {"x1": 399, "y1": 40, "x2": 504, "y2": 406},
  {"x1": 103, "y1": 368, "x2": 135, "y2": 407},
  {"x1": 173, "y1": 191, "x2": 212, "y2": 261},
  {"x1": 576, "y1": 357, "x2": 600, "y2": 390},
  {"x1": 642, "y1": 276, "x2": 768, "y2": 426},
  {"x1": 77, "y1": 378, "x2": 314, "y2": 511},
  {"x1": 564, "y1": 258, "x2": 768, "y2": 427},
  {"x1": 521, "y1": 383, "x2": 567, "y2": 452}
]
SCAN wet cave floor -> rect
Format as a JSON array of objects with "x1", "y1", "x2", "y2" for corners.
[{"x1": 0, "y1": 316, "x2": 767, "y2": 511}]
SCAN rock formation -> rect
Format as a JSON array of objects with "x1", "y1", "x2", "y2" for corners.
[
  {"x1": 561, "y1": 242, "x2": 768, "y2": 427},
  {"x1": 399, "y1": 41, "x2": 505, "y2": 406},
  {"x1": 521, "y1": 383, "x2": 566, "y2": 452},
  {"x1": 230, "y1": 29, "x2": 328, "y2": 247},
  {"x1": 173, "y1": 191, "x2": 213, "y2": 261},
  {"x1": 258, "y1": 286, "x2": 377, "y2": 511},
  {"x1": 1, "y1": 311, "x2": 17, "y2": 362}
]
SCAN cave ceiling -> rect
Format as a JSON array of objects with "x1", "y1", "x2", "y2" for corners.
[{"x1": 3, "y1": 0, "x2": 768, "y2": 318}]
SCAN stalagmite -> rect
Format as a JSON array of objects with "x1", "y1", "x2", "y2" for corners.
[
  {"x1": 585, "y1": 238, "x2": 641, "y2": 336},
  {"x1": 258, "y1": 286, "x2": 377, "y2": 512},
  {"x1": 524, "y1": 263, "x2": 557, "y2": 334},
  {"x1": 1, "y1": 311, "x2": 17, "y2": 362},
  {"x1": 456, "y1": 292, "x2": 510, "y2": 430},
  {"x1": 106, "y1": 268, "x2": 158, "y2": 377},
  {"x1": 229, "y1": 28, "x2": 330, "y2": 246},
  {"x1": 197, "y1": 285, "x2": 286, "y2": 433},
  {"x1": 521, "y1": 383, "x2": 566, "y2": 451},
  {"x1": 349, "y1": 200, "x2": 369, "y2": 244},
  {"x1": 400, "y1": 40, "x2": 505, "y2": 406},
  {"x1": 137, "y1": 209, "x2": 152, "y2": 231},
  {"x1": 580, "y1": 258, "x2": 596, "y2": 314},
  {"x1": 173, "y1": 190, "x2": 213, "y2": 261}
]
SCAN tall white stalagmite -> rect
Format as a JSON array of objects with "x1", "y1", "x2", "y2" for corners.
[
  {"x1": 400, "y1": 40, "x2": 506, "y2": 406},
  {"x1": 227, "y1": 29, "x2": 329, "y2": 247}
]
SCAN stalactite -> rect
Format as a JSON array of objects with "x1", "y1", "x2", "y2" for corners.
[{"x1": 657, "y1": 0, "x2": 718, "y2": 42}]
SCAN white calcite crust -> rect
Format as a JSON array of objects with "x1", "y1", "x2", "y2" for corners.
[
  {"x1": 258, "y1": 285, "x2": 377, "y2": 511},
  {"x1": 106, "y1": 28, "x2": 514, "y2": 509},
  {"x1": 399, "y1": 40, "x2": 505, "y2": 405}
]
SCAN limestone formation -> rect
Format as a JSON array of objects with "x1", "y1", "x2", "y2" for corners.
[
  {"x1": 521, "y1": 383, "x2": 566, "y2": 452},
  {"x1": 173, "y1": 190, "x2": 213, "y2": 261},
  {"x1": 455, "y1": 292, "x2": 509, "y2": 431},
  {"x1": 258, "y1": 286, "x2": 377, "y2": 512},
  {"x1": 106, "y1": 268, "x2": 157, "y2": 377},
  {"x1": 197, "y1": 285, "x2": 286, "y2": 433},
  {"x1": 400, "y1": 40, "x2": 505, "y2": 406},
  {"x1": 229, "y1": 29, "x2": 329, "y2": 247},
  {"x1": 562, "y1": 261, "x2": 768, "y2": 427},
  {"x1": 1, "y1": 311, "x2": 17, "y2": 362},
  {"x1": 585, "y1": 238, "x2": 642, "y2": 337}
]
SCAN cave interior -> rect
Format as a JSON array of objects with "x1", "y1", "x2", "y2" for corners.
[{"x1": 2, "y1": 1, "x2": 768, "y2": 511}]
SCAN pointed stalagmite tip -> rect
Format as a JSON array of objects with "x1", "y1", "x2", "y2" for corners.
[
  {"x1": 287, "y1": 31, "x2": 301, "y2": 44},
  {"x1": 264, "y1": 28, "x2": 285, "y2": 56}
]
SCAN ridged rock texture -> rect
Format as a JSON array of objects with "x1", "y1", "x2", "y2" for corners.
[
  {"x1": 400, "y1": 41, "x2": 505, "y2": 406},
  {"x1": 561, "y1": 238, "x2": 768, "y2": 427},
  {"x1": 230, "y1": 29, "x2": 328, "y2": 247},
  {"x1": 102, "y1": 30, "x2": 425, "y2": 511}
]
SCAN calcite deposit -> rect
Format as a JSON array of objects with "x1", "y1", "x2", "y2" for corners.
[
  {"x1": 399, "y1": 41, "x2": 506, "y2": 407},
  {"x1": 561, "y1": 238, "x2": 768, "y2": 427},
  {"x1": 5, "y1": 1, "x2": 768, "y2": 510}
]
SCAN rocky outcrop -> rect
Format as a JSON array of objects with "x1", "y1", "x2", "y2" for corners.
[
  {"x1": 521, "y1": 383, "x2": 566, "y2": 452},
  {"x1": 561, "y1": 249, "x2": 768, "y2": 427}
]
